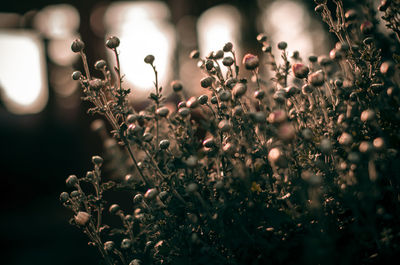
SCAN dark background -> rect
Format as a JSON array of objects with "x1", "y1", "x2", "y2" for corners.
[{"x1": 0, "y1": 0, "x2": 338, "y2": 264}]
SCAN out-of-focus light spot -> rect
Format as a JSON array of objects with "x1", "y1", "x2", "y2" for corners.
[
  {"x1": 104, "y1": 1, "x2": 175, "y2": 96},
  {"x1": 33, "y1": 4, "x2": 79, "y2": 39},
  {"x1": 260, "y1": 0, "x2": 315, "y2": 56},
  {"x1": 48, "y1": 36, "x2": 80, "y2": 66},
  {"x1": 0, "y1": 30, "x2": 48, "y2": 114},
  {"x1": 197, "y1": 5, "x2": 242, "y2": 56},
  {"x1": 0, "y1": 13, "x2": 20, "y2": 28}
]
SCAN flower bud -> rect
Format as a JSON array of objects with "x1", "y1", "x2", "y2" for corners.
[
  {"x1": 71, "y1": 39, "x2": 85, "y2": 53},
  {"x1": 380, "y1": 61, "x2": 394, "y2": 76},
  {"x1": 145, "y1": 188, "x2": 158, "y2": 201},
  {"x1": 125, "y1": 174, "x2": 135, "y2": 183},
  {"x1": 105, "y1": 36, "x2": 120, "y2": 49},
  {"x1": 256, "y1": 33, "x2": 268, "y2": 43},
  {"x1": 213, "y1": 50, "x2": 224, "y2": 59},
  {"x1": 121, "y1": 238, "x2": 132, "y2": 249},
  {"x1": 178, "y1": 107, "x2": 190, "y2": 117},
  {"x1": 360, "y1": 21, "x2": 373, "y2": 34},
  {"x1": 144, "y1": 54, "x2": 155, "y2": 64},
  {"x1": 320, "y1": 138, "x2": 332, "y2": 153},
  {"x1": 104, "y1": 241, "x2": 115, "y2": 252},
  {"x1": 373, "y1": 137, "x2": 385, "y2": 151},
  {"x1": 210, "y1": 96, "x2": 218, "y2": 104},
  {"x1": 218, "y1": 120, "x2": 232, "y2": 132},
  {"x1": 262, "y1": 45, "x2": 272, "y2": 53},
  {"x1": 338, "y1": 132, "x2": 353, "y2": 146},
  {"x1": 254, "y1": 90, "x2": 265, "y2": 100},
  {"x1": 156, "y1": 107, "x2": 170, "y2": 117},
  {"x1": 205, "y1": 60, "x2": 214, "y2": 70},
  {"x1": 233, "y1": 82, "x2": 247, "y2": 98},
  {"x1": 94, "y1": 59, "x2": 106, "y2": 70},
  {"x1": 277, "y1": 41, "x2": 287, "y2": 50},
  {"x1": 66, "y1": 175, "x2": 78, "y2": 187},
  {"x1": 171, "y1": 80, "x2": 183, "y2": 92},
  {"x1": 109, "y1": 204, "x2": 121, "y2": 215},
  {"x1": 359, "y1": 141, "x2": 373, "y2": 154},
  {"x1": 190, "y1": 50, "x2": 200, "y2": 59},
  {"x1": 71, "y1": 71, "x2": 82, "y2": 80},
  {"x1": 159, "y1": 139, "x2": 170, "y2": 149},
  {"x1": 75, "y1": 211, "x2": 90, "y2": 226},
  {"x1": 198, "y1": 94, "x2": 208, "y2": 105},
  {"x1": 185, "y1": 155, "x2": 198, "y2": 168},
  {"x1": 302, "y1": 84, "x2": 313, "y2": 94},
  {"x1": 133, "y1": 194, "x2": 143, "y2": 204},
  {"x1": 292, "y1": 63, "x2": 309, "y2": 79},
  {"x1": 308, "y1": 55, "x2": 318, "y2": 63},
  {"x1": 268, "y1": 148, "x2": 282, "y2": 164},
  {"x1": 361, "y1": 109, "x2": 375, "y2": 122},
  {"x1": 309, "y1": 70, "x2": 325, "y2": 86},
  {"x1": 242, "y1": 53, "x2": 259, "y2": 70},
  {"x1": 129, "y1": 259, "x2": 142, "y2": 265},
  {"x1": 89, "y1": 79, "x2": 103, "y2": 91},
  {"x1": 143, "y1": 132, "x2": 153, "y2": 142},
  {"x1": 268, "y1": 109, "x2": 287, "y2": 124},
  {"x1": 200, "y1": 76, "x2": 213, "y2": 88},
  {"x1": 92, "y1": 155, "x2": 103, "y2": 166},
  {"x1": 60, "y1": 192, "x2": 69, "y2": 203},
  {"x1": 222, "y1": 56, "x2": 234, "y2": 66},
  {"x1": 278, "y1": 122, "x2": 295, "y2": 141},
  {"x1": 223, "y1": 42, "x2": 233, "y2": 52},
  {"x1": 203, "y1": 137, "x2": 216, "y2": 148},
  {"x1": 187, "y1": 96, "x2": 199, "y2": 108},
  {"x1": 219, "y1": 90, "x2": 231, "y2": 101},
  {"x1": 225, "y1": 77, "x2": 237, "y2": 89}
]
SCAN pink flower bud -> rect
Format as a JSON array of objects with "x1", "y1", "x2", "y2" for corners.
[
  {"x1": 242, "y1": 53, "x2": 259, "y2": 70},
  {"x1": 75, "y1": 211, "x2": 90, "y2": 226},
  {"x1": 292, "y1": 63, "x2": 309, "y2": 79}
]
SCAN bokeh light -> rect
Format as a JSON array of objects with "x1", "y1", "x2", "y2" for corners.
[
  {"x1": 0, "y1": 30, "x2": 48, "y2": 114},
  {"x1": 104, "y1": 1, "x2": 176, "y2": 97}
]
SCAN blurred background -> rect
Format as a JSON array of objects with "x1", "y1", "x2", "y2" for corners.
[{"x1": 0, "y1": 0, "x2": 380, "y2": 264}]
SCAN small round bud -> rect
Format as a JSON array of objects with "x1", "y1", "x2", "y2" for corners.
[
  {"x1": 210, "y1": 96, "x2": 218, "y2": 104},
  {"x1": 75, "y1": 211, "x2": 90, "y2": 226},
  {"x1": 105, "y1": 36, "x2": 120, "y2": 49},
  {"x1": 143, "y1": 132, "x2": 153, "y2": 142},
  {"x1": 92, "y1": 155, "x2": 103, "y2": 166},
  {"x1": 187, "y1": 96, "x2": 199, "y2": 108},
  {"x1": 268, "y1": 148, "x2": 282, "y2": 164},
  {"x1": 71, "y1": 71, "x2": 82, "y2": 80},
  {"x1": 302, "y1": 128, "x2": 313, "y2": 140},
  {"x1": 94, "y1": 60, "x2": 106, "y2": 70},
  {"x1": 301, "y1": 84, "x2": 313, "y2": 94},
  {"x1": 309, "y1": 70, "x2": 325, "y2": 86},
  {"x1": 126, "y1": 114, "x2": 137, "y2": 124},
  {"x1": 233, "y1": 82, "x2": 247, "y2": 98},
  {"x1": 277, "y1": 41, "x2": 287, "y2": 50},
  {"x1": 127, "y1": 124, "x2": 142, "y2": 136},
  {"x1": 278, "y1": 122, "x2": 295, "y2": 141},
  {"x1": 284, "y1": 86, "x2": 300, "y2": 98},
  {"x1": 178, "y1": 101, "x2": 186, "y2": 109},
  {"x1": 203, "y1": 137, "x2": 216, "y2": 148},
  {"x1": 359, "y1": 141, "x2": 373, "y2": 154},
  {"x1": 198, "y1": 94, "x2": 208, "y2": 105},
  {"x1": 338, "y1": 132, "x2": 353, "y2": 146},
  {"x1": 219, "y1": 90, "x2": 231, "y2": 101},
  {"x1": 156, "y1": 107, "x2": 170, "y2": 117},
  {"x1": 186, "y1": 183, "x2": 198, "y2": 194},
  {"x1": 205, "y1": 60, "x2": 214, "y2": 70},
  {"x1": 222, "y1": 42, "x2": 233, "y2": 52},
  {"x1": 71, "y1": 39, "x2": 85, "y2": 53},
  {"x1": 121, "y1": 238, "x2": 132, "y2": 249},
  {"x1": 256, "y1": 33, "x2": 268, "y2": 43},
  {"x1": 178, "y1": 107, "x2": 190, "y2": 117},
  {"x1": 318, "y1": 55, "x2": 332, "y2": 66},
  {"x1": 133, "y1": 194, "x2": 143, "y2": 204},
  {"x1": 218, "y1": 120, "x2": 232, "y2": 132},
  {"x1": 200, "y1": 76, "x2": 214, "y2": 88},
  {"x1": 104, "y1": 241, "x2": 115, "y2": 252},
  {"x1": 242, "y1": 53, "x2": 259, "y2": 70},
  {"x1": 268, "y1": 109, "x2": 287, "y2": 124},
  {"x1": 145, "y1": 188, "x2": 158, "y2": 201},
  {"x1": 190, "y1": 50, "x2": 200, "y2": 59},
  {"x1": 360, "y1": 21, "x2": 373, "y2": 34},
  {"x1": 159, "y1": 139, "x2": 170, "y2": 149},
  {"x1": 308, "y1": 55, "x2": 318, "y2": 62},
  {"x1": 224, "y1": 78, "x2": 237, "y2": 89},
  {"x1": 109, "y1": 204, "x2": 121, "y2": 215},
  {"x1": 125, "y1": 174, "x2": 135, "y2": 183},
  {"x1": 66, "y1": 175, "x2": 78, "y2": 187},
  {"x1": 361, "y1": 109, "x2": 375, "y2": 122},
  {"x1": 60, "y1": 192, "x2": 69, "y2": 203},
  {"x1": 144, "y1": 54, "x2": 155, "y2": 64},
  {"x1": 171, "y1": 80, "x2": 183, "y2": 92},
  {"x1": 262, "y1": 45, "x2": 272, "y2": 53},
  {"x1": 89, "y1": 79, "x2": 103, "y2": 91},
  {"x1": 70, "y1": 190, "x2": 80, "y2": 198},
  {"x1": 222, "y1": 56, "x2": 234, "y2": 66},
  {"x1": 334, "y1": 79, "x2": 343, "y2": 88},
  {"x1": 291, "y1": 50, "x2": 300, "y2": 60},
  {"x1": 254, "y1": 90, "x2": 265, "y2": 100},
  {"x1": 233, "y1": 105, "x2": 243, "y2": 116},
  {"x1": 380, "y1": 61, "x2": 394, "y2": 76},
  {"x1": 373, "y1": 137, "x2": 385, "y2": 151},
  {"x1": 213, "y1": 50, "x2": 224, "y2": 59},
  {"x1": 292, "y1": 63, "x2": 309, "y2": 79}
]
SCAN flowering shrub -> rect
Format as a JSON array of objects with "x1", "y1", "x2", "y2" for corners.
[{"x1": 61, "y1": 1, "x2": 400, "y2": 264}]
